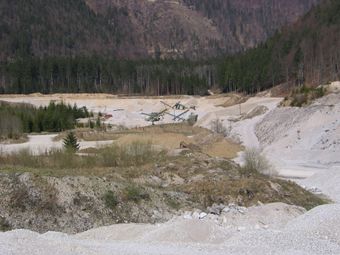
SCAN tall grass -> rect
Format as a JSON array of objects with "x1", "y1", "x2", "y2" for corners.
[{"x1": 0, "y1": 141, "x2": 161, "y2": 170}]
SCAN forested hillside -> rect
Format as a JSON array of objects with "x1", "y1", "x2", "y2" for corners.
[
  {"x1": 0, "y1": 0, "x2": 318, "y2": 60},
  {"x1": 217, "y1": 0, "x2": 340, "y2": 92},
  {"x1": 0, "y1": 0, "x2": 335, "y2": 95},
  {"x1": 183, "y1": 0, "x2": 320, "y2": 51}
]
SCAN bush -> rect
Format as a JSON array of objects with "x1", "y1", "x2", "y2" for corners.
[
  {"x1": 124, "y1": 185, "x2": 149, "y2": 202},
  {"x1": 0, "y1": 217, "x2": 11, "y2": 232},
  {"x1": 242, "y1": 148, "x2": 278, "y2": 176},
  {"x1": 103, "y1": 191, "x2": 119, "y2": 208},
  {"x1": 290, "y1": 86, "x2": 325, "y2": 107},
  {"x1": 291, "y1": 93, "x2": 308, "y2": 107}
]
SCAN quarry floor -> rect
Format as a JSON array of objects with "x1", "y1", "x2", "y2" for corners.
[{"x1": 0, "y1": 90, "x2": 339, "y2": 254}]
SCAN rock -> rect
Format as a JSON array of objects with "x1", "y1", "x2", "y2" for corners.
[
  {"x1": 207, "y1": 204, "x2": 225, "y2": 215},
  {"x1": 222, "y1": 207, "x2": 230, "y2": 213},
  {"x1": 308, "y1": 187, "x2": 323, "y2": 194},
  {"x1": 183, "y1": 212, "x2": 192, "y2": 220},
  {"x1": 191, "y1": 210, "x2": 201, "y2": 220},
  {"x1": 237, "y1": 207, "x2": 247, "y2": 214},
  {"x1": 199, "y1": 212, "x2": 207, "y2": 219}
]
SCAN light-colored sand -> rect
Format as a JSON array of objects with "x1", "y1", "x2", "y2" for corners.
[
  {"x1": 254, "y1": 93, "x2": 340, "y2": 201},
  {"x1": 1, "y1": 203, "x2": 340, "y2": 255},
  {"x1": 0, "y1": 94, "x2": 279, "y2": 128},
  {"x1": 0, "y1": 134, "x2": 114, "y2": 155}
]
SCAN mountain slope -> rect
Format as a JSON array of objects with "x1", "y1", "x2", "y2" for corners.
[
  {"x1": 183, "y1": 0, "x2": 320, "y2": 50},
  {"x1": 218, "y1": 0, "x2": 340, "y2": 92},
  {"x1": 0, "y1": 0, "x2": 319, "y2": 60}
]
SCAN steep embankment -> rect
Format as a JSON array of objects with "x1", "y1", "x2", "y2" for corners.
[{"x1": 255, "y1": 92, "x2": 340, "y2": 202}]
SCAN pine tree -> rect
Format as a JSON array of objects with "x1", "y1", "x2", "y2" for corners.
[{"x1": 63, "y1": 131, "x2": 80, "y2": 152}]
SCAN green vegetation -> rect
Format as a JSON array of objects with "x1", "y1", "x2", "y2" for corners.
[
  {"x1": 103, "y1": 191, "x2": 119, "y2": 209},
  {"x1": 124, "y1": 185, "x2": 150, "y2": 203},
  {"x1": 0, "y1": 217, "x2": 11, "y2": 232},
  {"x1": 0, "y1": 141, "x2": 162, "y2": 172},
  {"x1": 0, "y1": 1, "x2": 338, "y2": 95},
  {"x1": 0, "y1": 57, "x2": 213, "y2": 95},
  {"x1": 290, "y1": 86, "x2": 325, "y2": 107},
  {"x1": 63, "y1": 132, "x2": 80, "y2": 152},
  {"x1": 0, "y1": 101, "x2": 91, "y2": 139}
]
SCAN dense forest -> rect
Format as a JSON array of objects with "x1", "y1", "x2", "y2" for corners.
[
  {"x1": 0, "y1": 58, "x2": 215, "y2": 95},
  {"x1": 0, "y1": 101, "x2": 91, "y2": 138},
  {"x1": 217, "y1": 0, "x2": 340, "y2": 91}
]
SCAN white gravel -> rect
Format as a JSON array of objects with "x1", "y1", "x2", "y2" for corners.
[{"x1": 0, "y1": 203, "x2": 340, "y2": 255}]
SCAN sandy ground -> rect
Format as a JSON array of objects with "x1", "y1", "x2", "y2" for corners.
[
  {"x1": 0, "y1": 85, "x2": 340, "y2": 254},
  {"x1": 0, "y1": 134, "x2": 114, "y2": 155},
  {"x1": 254, "y1": 93, "x2": 340, "y2": 202},
  {"x1": 0, "y1": 93, "x2": 280, "y2": 128}
]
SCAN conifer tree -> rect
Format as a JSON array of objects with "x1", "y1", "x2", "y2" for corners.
[{"x1": 63, "y1": 131, "x2": 80, "y2": 152}]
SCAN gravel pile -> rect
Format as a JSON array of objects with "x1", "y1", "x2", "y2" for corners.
[{"x1": 1, "y1": 203, "x2": 339, "y2": 255}]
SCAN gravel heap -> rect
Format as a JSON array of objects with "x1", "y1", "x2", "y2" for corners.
[{"x1": 1, "y1": 203, "x2": 340, "y2": 255}]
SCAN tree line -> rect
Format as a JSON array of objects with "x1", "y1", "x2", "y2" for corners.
[
  {"x1": 0, "y1": 57, "x2": 215, "y2": 95},
  {"x1": 0, "y1": 101, "x2": 91, "y2": 139}
]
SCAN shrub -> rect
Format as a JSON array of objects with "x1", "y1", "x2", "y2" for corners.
[
  {"x1": 291, "y1": 93, "x2": 307, "y2": 107},
  {"x1": 0, "y1": 217, "x2": 11, "y2": 232},
  {"x1": 242, "y1": 148, "x2": 278, "y2": 176},
  {"x1": 124, "y1": 185, "x2": 149, "y2": 202},
  {"x1": 103, "y1": 191, "x2": 119, "y2": 208},
  {"x1": 290, "y1": 86, "x2": 325, "y2": 107}
]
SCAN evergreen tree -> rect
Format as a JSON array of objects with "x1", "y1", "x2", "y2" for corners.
[{"x1": 63, "y1": 131, "x2": 80, "y2": 152}]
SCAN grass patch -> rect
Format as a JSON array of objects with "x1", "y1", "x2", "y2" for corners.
[
  {"x1": 103, "y1": 191, "x2": 119, "y2": 209},
  {"x1": 165, "y1": 196, "x2": 181, "y2": 210},
  {"x1": 124, "y1": 185, "x2": 150, "y2": 203},
  {"x1": 0, "y1": 141, "x2": 163, "y2": 173}
]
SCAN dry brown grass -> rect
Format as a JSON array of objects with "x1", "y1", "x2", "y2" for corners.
[
  {"x1": 54, "y1": 123, "x2": 242, "y2": 159},
  {"x1": 0, "y1": 140, "x2": 164, "y2": 177},
  {"x1": 184, "y1": 174, "x2": 326, "y2": 209},
  {"x1": 217, "y1": 94, "x2": 249, "y2": 108},
  {"x1": 0, "y1": 135, "x2": 28, "y2": 144},
  {"x1": 202, "y1": 139, "x2": 241, "y2": 159}
]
